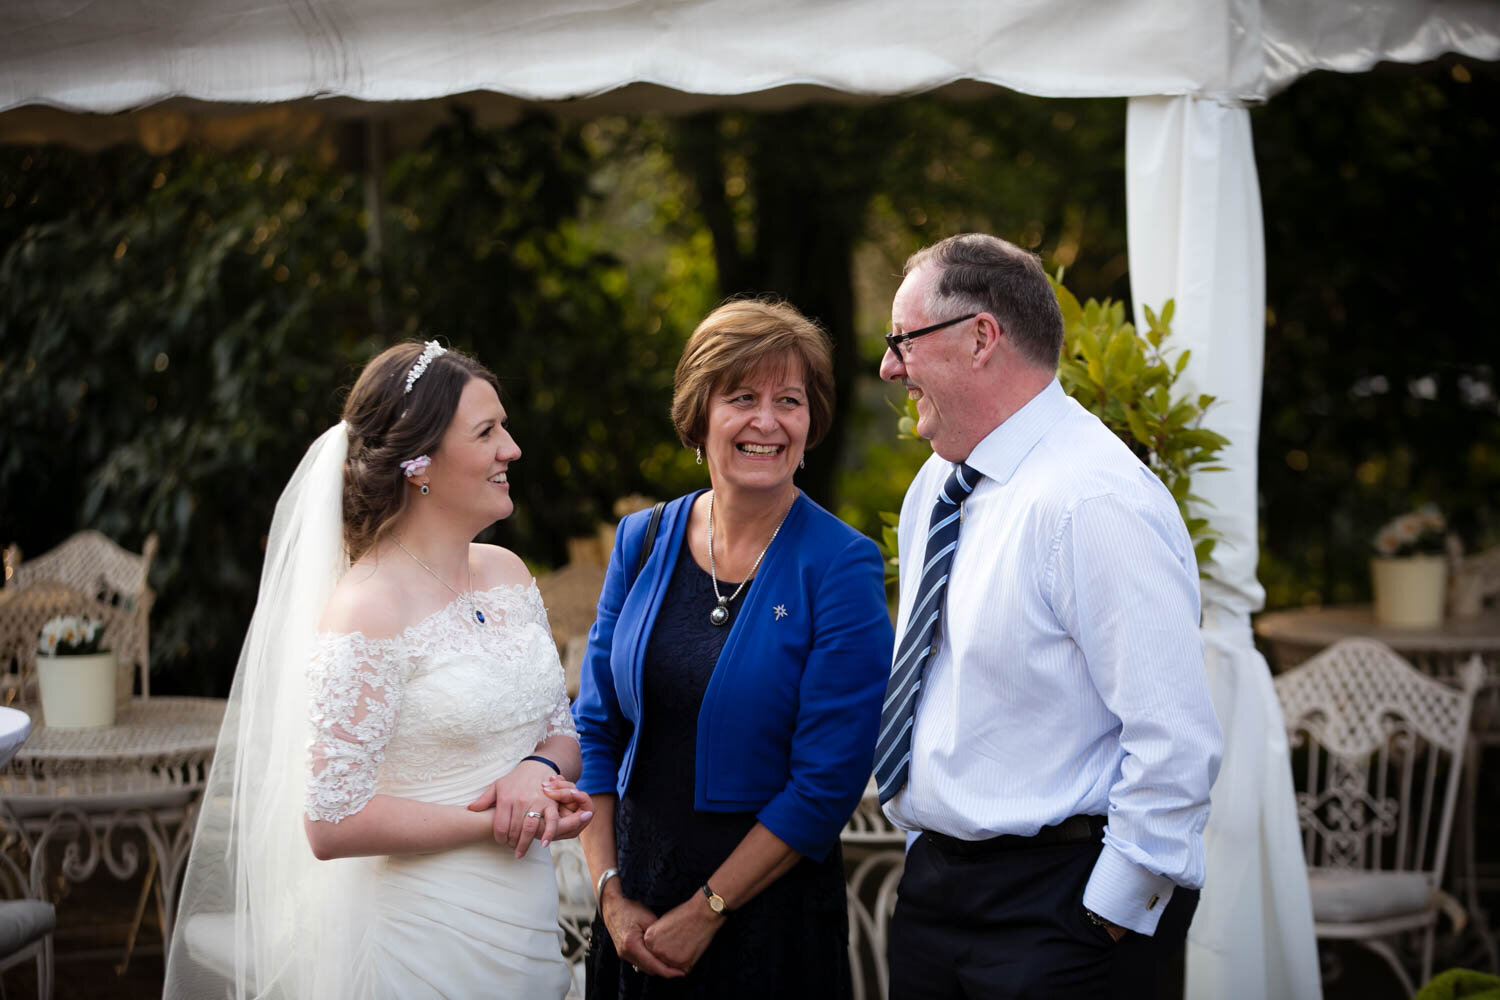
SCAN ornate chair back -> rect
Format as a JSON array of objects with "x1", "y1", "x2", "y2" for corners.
[
  {"x1": 1450, "y1": 543, "x2": 1500, "y2": 619},
  {"x1": 1274, "y1": 637, "x2": 1483, "y2": 994},
  {"x1": 0, "y1": 530, "x2": 159, "y2": 704},
  {"x1": 1276, "y1": 637, "x2": 1479, "y2": 881}
]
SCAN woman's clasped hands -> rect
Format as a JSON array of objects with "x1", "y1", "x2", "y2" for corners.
[
  {"x1": 467, "y1": 764, "x2": 594, "y2": 859},
  {"x1": 597, "y1": 880, "x2": 723, "y2": 979}
]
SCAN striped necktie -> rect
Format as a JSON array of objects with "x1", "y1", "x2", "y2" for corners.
[{"x1": 874, "y1": 461, "x2": 983, "y2": 805}]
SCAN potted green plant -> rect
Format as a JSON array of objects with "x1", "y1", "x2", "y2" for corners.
[
  {"x1": 1370, "y1": 505, "x2": 1448, "y2": 628},
  {"x1": 36, "y1": 614, "x2": 117, "y2": 728},
  {"x1": 875, "y1": 282, "x2": 1229, "y2": 587}
]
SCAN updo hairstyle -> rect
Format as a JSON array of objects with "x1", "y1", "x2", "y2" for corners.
[
  {"x1": 671, "y1": 298, "x2": 835, "y2": 451},
  {"x1": 340, "y1": 341, "x2": 500, "y2": 561}
]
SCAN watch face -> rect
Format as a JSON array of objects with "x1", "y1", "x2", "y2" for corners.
[{"x1": 709, "y1": 895, "x2": 726, "y2": 913}]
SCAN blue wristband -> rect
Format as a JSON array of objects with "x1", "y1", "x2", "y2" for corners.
[{"x1": 521, "y1": 754, "x2": 561, "y2": 775}]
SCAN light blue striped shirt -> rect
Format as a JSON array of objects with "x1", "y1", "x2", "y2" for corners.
[{"x1": 883, "y1": 379, "x2": 1223, "y2": 935}]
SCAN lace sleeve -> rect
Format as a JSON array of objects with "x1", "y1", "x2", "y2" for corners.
[
  {"x1": 525, "y1": 582, "x2": 578, "y2": 743},
  {"x1": 304, "y1": 632, "x2": 412, "y2": 823},
  {"x1": 545, "y1": 685, "x2": 578, "y2": 742}
]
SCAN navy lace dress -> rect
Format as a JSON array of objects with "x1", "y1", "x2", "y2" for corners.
[{"x1": 586, "y1": 536, "x2": 851, "y2": 999}]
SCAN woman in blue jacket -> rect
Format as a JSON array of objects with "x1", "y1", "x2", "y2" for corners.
[{"x1": 574, "y1": 299, "x2": 894, "y2": 998}]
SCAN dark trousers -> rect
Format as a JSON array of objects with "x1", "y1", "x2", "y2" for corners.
[{"x1": 888, "y1": 833, "x2": 1199, "y2": 1000}]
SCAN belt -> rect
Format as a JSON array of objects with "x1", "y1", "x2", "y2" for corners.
[{"x1": 923, "y1": 815, "x2": 1106, "y2": 858}]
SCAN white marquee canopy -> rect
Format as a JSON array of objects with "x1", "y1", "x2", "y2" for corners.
[{"x1": 4, "y1": 2, "x2": 1498, "y2": 996}]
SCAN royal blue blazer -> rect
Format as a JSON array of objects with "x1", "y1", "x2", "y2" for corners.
[{"x1": 573, "y1": 490, "x2": 894, "y2": 861}]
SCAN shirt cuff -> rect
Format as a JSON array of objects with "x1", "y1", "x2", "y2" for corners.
[{"x1": 1082, "y1": 841, "x2": 1178, "y2": 936}]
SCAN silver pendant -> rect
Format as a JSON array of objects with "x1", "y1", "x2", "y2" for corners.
[{"x1": 709, "y1": 603, "x2": 731, "y2": 627}]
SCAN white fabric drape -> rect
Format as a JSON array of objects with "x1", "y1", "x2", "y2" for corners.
[
  {"x1": 2, "y1": 0, "x2": 1496, "y2": 121},
  {"x1": 0, "y1": 0, "x2": 1257, "y2": 115},
  {"x1": 1125, "y1": 94, "x2": 1319, "y2": 1000}
]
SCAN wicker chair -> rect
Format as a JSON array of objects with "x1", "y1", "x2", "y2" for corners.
[
  {"x1": 1449, "y1": 543, "x2": 1500, "y2": 620},
  {"x1": 0, "y1": 531, "x2": 158, "y2": 707},
  {"x1": 1276, "y1": 637, "x2": 1483, "y2": 996}
]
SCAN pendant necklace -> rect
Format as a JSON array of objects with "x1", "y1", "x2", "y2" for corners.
[
  {"x1": 706, "y1": 490, "x2": 795, "y2": 628},
  {"x1": 395, "y1": 538, "x2": 487, "y2": 625}
]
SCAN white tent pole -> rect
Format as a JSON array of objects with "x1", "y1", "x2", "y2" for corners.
[{"x1": 1125, "y1": 94, "x2": 1320, "y2": 1000}]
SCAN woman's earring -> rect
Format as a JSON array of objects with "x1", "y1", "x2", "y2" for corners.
[
  {"x1": 420, "y1": 482, "x2": 430, "y2": 496},
  {"x1": 799, "y1": 455, "x2": 806, "y2": 470},
  {"x1": 695, "y1": 447, "x2": 703, "y2": 466}
]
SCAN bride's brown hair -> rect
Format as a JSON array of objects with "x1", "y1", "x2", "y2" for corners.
[{"x1": 340, "y1": 341, "x2": 500, "y2": 561}]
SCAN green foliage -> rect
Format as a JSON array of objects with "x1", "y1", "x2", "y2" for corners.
[
  {"x1": 871, "y1": 281, "x2": 1229, "y2": 586},
  {"x1": 1251, "y1": 61, "x2": 1500, "y2": 608},
  {"x1": 0, "y1": 112, "x2": 698, "y2": 695},
  {"x1": 1052, "y1": 281, "x2": 1229, "y2": 572},
  {"x1": 1, "y1": 144, "x2": 372, "y2": 693},
  {"x1": 374, "y1": 111, "x2": 692, "y2": 560}
]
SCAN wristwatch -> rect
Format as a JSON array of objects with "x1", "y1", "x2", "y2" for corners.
[
  {"x1": 1083, "y1": 907, "x2": 1121, "y2": 938},
  {"x1": 701, "y1": 882, "x2": 730, "y2": 916}
]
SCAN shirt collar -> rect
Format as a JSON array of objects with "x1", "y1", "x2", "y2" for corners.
[{"x1": 963, "y1": 379, "x2": 1071, "y2": 486}]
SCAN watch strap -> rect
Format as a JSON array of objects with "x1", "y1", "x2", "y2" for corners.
[{"x1": 701, "y1": 882, "x2": 730, "y2": 915}]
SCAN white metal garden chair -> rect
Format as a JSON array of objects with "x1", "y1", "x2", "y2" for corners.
[
  {"x1": 0, "y1": 530, "x2": 158, "y2": 706},
  {"x1": 1275, "y1": 636, "x2": 1483, "y2": 996}
]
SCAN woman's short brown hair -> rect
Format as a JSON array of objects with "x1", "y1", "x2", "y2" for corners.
[
  {"x1": 340, "y1": 341, "x2": 499, "y2": 561},
  {"x1": 671, "y1": 299, "x2": 835, "y2": 451}
]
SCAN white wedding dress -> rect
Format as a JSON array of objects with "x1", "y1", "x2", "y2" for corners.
[
  {"x1": 166, "y1": 423, "x2": 577, "y2": 999},
  {"x1": 302, "y1": 581, "x2": 576, "y2": 999}
]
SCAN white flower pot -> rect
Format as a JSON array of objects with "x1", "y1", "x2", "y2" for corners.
[
  {"x1": 1371, "y1": 555, "x2": 1448, "y2": 629},
  {"x1": 37, "y1": 651, "x2": 118, "y2": 729}
]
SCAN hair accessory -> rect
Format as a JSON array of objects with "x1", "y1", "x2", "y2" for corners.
[
  {"x1": 695, "y1": 446, "x2": 703, "y2": 465},
  {"x1": 404, "y1": 341, "x2": 446, "y2": 394},
  {"x1": 400, "y1": 455, "x2": 432, "y2": 479}
]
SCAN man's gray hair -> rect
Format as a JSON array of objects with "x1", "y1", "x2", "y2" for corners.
[{"x1": 904, "y1": 234, "x2": 1064, "y2": 369}]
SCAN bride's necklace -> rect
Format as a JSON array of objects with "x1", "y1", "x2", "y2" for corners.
[
  {"x1": 394, "y1": 538, "x2": 487, "y2": 625},
  {"x1": 706, "y1": 490, "x2": 794, "y2": 628}
]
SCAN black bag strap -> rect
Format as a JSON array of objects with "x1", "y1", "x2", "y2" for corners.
[{"x1": 633, "y1": 501, "x2": 667, "y2": 583}]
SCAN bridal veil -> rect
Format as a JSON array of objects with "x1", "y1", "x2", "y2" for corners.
[{"x1": 165, "y1": 422, "x2": 379, "y2": 999}]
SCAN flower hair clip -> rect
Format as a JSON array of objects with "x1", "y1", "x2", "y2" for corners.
[
  {"x1": 400, "y1": 455, "x2": 432, "y2": 478},
  {"x1": 404, "y1": 340, "x2": 446, "y2": 394}
]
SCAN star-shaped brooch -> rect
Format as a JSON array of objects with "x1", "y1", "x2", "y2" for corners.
[{"x1": 773, "y1": 604, "x2": 788, "y2": 621}]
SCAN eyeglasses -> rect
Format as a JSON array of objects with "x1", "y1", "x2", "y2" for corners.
[{"x1": 883, "y1": 312, "x2": 978, "y2": 361}]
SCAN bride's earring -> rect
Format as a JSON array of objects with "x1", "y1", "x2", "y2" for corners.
[
  {"x1": 695, "y1": 447, "x2": 703, "y2": 466},
  {"x1": 420, "y1": 481, "x2": 430, "y2": 495}
]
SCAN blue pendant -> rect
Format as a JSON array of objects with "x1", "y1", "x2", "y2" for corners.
[{"x1": 475, "y1": 609, "x2": 486, "y2": 625}]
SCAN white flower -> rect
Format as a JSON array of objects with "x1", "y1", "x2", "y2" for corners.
[
  {"x1": 399, "y1": 455, "x2": 433, "y2": 479},
  {"x1": 1418, "y1": 503, "x2": 1445, "y2": 532},
  {"x1": 1395, "y1": 515, "x2": 1422, "y2": 543},
  {"x1": 37, "y1": 614, "x2": 105, "y2": 656},
  {"x1": 1375, "y1": 528, "x2": 1402, "y2": 556}
]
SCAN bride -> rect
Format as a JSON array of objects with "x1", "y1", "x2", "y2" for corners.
[{"x1": 165, "y1": 341, "x2": 591, "y2": 999}]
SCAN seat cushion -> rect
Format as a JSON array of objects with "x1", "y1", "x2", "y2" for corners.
[
  {"x1": 0, "y1": 900, "x2": 55, "y2": 954},
  {"x1": 1308, "y1": 867, "x2": 1433, "y2": 923}
]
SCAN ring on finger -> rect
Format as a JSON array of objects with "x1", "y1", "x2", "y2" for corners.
[{"x1": 524, "y1": 810, "x2": 544, "y2": 820}]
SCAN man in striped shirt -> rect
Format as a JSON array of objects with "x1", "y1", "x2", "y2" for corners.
[{"x1": 876, "y1": 233, "x2": 1222, "y2": 999}]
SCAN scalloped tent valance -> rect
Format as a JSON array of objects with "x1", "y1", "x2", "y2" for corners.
[{"x1": 1, "y1": 0, "x2": 1495, "y2": 116}]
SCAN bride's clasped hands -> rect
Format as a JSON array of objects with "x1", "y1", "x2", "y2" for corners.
[{"x1": 467, "y1": 768, "x2": 594, "y2": 858}]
